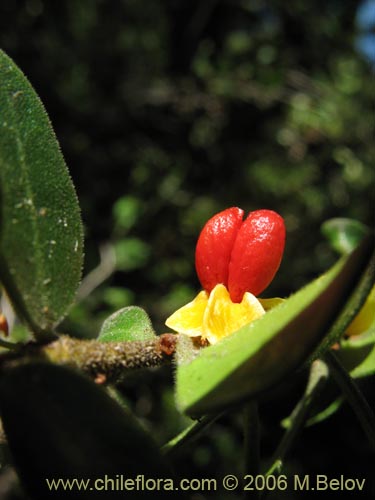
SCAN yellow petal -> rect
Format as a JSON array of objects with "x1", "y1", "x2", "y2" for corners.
[
  {"x1": 203, "y1": 284, "x2": 265, "y2": 345},
  {"x1": 165, "y1": 290, "x2": 208, "y2": 337},
  {"x1": 346, "y1": 285, "x2": 375, "y2": 337}
]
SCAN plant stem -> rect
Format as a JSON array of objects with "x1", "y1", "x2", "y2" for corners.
[
  {"x1": 265, "y1": 359, "x2": 329, "y2": 475},
  {"x1": 0, "y1": 333, "x2": 177, "y2": 383},
  {"x1": 324, "y1": 349, "x2": 375, "y2": 450},
  {"x1": 162, "y1": 413, "x2": 222, "y2": 457},
  {"x1": 0, "y1": 338, "x2": 18, "y2": 350},
  {"x1": 243, "y1": 400, "x2": 260, "y2": 500}
]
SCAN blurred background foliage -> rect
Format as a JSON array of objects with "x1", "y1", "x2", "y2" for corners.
[{"x1": 1, "y1": 0, "x2": 374, "y2": 496}]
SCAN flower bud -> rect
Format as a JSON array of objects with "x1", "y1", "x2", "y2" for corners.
[
  {"x1": 195, "y1": 207, "x2": 244, "y2": 294},
  {"x1": 195, "y1": 207, "x2": 285, "y2": 302}
]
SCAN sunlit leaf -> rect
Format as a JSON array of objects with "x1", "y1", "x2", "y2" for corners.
[
  {"x1": 98, "y1": 306, "x2": 156, "y2": 342},
  {"x1": 0, "y1": 50, "x2": 83, "y2": 339},
  {"x1": 0, "y1": 362, "x2": 170, "y2": 499},
  {"x1": 175, "y1": 236, "x2": 374, "y2": 416}
]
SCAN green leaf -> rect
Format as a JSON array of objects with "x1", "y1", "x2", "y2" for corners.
[
  {"x1": 0, "y1": 50, "x2": 83, "y2": 338},
  {"x1": 0, "y1": 362, "x2": 170, "y2": 499},
  {"x1": 339, "y1": 327, "x2": 375, "y2": 379},
  {"x1": 312, "y1": 250, "x2": 375, "y2": 357},
  {"x1": 175, "y1": 235, "x2": 374, "y2": 417},
  {"x1": 113, "y1": 195, "x2": 142, "y2": 233},
  {"x1": 321, "y1": 218, "x2": 368, "y2": 255},
  {"x1": 99, "y1": 306, "x2": 156, "y2": 342}
]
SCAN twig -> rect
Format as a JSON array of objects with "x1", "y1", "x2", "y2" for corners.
[
  {"x1": 162, "y1": 412, "x2": 223, "y2": 457},
  {"x1": 324, "y1": 350, "x2": 375, "y2": 450},
  {"x1": 0, "y1": 333, "x2": 177, "y2": 384},
  {"x1": 77, "y1": 243, "x2": 116, "y2": 301}
]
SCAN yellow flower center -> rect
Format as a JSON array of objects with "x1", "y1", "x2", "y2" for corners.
[{"x1": 165, "y1": 284, "x2": 266, "y2": 345}]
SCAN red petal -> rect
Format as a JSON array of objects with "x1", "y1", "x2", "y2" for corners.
[
  {"x1": 195, "y1": 207, "x2": 244, "y2": 293},
  {"x1": 228, "y1": 209, "x2": 285, "y2": 302}
]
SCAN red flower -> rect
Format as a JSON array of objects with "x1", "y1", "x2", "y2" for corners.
[
  {"x1": 166, "y1": 207, "x2": 286, "y2": 345},
  {"x1": 195, "y1": 208, "x2": 286, "y2": 302}
]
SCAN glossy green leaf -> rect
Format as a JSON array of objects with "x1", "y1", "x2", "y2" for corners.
[
  {"x1": 99, "y1": 306, "x2": 156, "y2": 342},
  {"x1": 175, "y1": 236, "x2": 374, "y2": 417},
  {"x1": 0, "y1": 50, "x2": 83, "y2": 338},
  {"x1": 321, "y1": 218, "x2": 368, "y2": 255},
  {"x1": 0, "y1": 362, "x2": 170, "y2": 499}
]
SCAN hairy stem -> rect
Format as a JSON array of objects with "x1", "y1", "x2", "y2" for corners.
[{"x1": 0, "y1": 333, "x2": 177, "y2": 383}]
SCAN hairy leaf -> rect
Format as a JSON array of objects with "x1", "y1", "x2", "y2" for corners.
[
  {"x1": 98, "y1": 306, "x2": 156, "y2": 342},
  {"x1": 176, "y1": 236, "x2": 374, "y2": 416},
  {"x1": 0, "y1": 50, "x2": 83, "y2": 338}
]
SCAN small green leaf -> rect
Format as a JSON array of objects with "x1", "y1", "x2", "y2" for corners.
[
  {"x1": 99, "y1": 306, "x2": 156, "y2": 342},
  {"x1": 176, "y1": 235, "x2": 374, "y2": 416},
  {"x1": 0, "y1": 50, "x2": 83, "y2": 338},
  {"x1": 321, "y1": 218, "x2": 368, "y2": 255},
  {"x1": 0, "y1": 362, "x2": 170, "y2": 499}
]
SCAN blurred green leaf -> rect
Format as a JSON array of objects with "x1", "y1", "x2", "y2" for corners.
[
  {"x1": 0, "y1": 49, "x2": 83, "y2": 339},
  {"x1": 113, "y1": 195, "x2": 142, "y2": 233},
  {"x1": 176, "y1": 236, "x2": 374, "y2": 417},
  {"x1": 0, "y1": 362, "x2": 170, "y2": 499},
  {"x1": 321, "y1": 218, "x2": 369, "y2": 255},
  {"x1": 114, "y1": 238, "x2": 150, "y2": 271},
  {"x1": 99, "y1": 305, "x2": 156, "y2": 342}
]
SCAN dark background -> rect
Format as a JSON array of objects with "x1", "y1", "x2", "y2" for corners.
[{"x1": 1, "y1": 1, "x2": 374, "y2": 498}]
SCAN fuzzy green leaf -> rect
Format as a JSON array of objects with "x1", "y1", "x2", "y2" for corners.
[
  {"x1": 321, "y1": 218, "x2": 368, "y2": 255},
  {"x1": 98, "y1": 306, "x2": 156, "y2": 342},
  {"x1": 0, "y1": 50, "x2": 83, "y2": 338},
  {"x1": 175, "y1": 235, "x2": 374, "y2": 417},
  {"x1": 0, "y1": 362, "x2": 170, "y2": 499}
]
